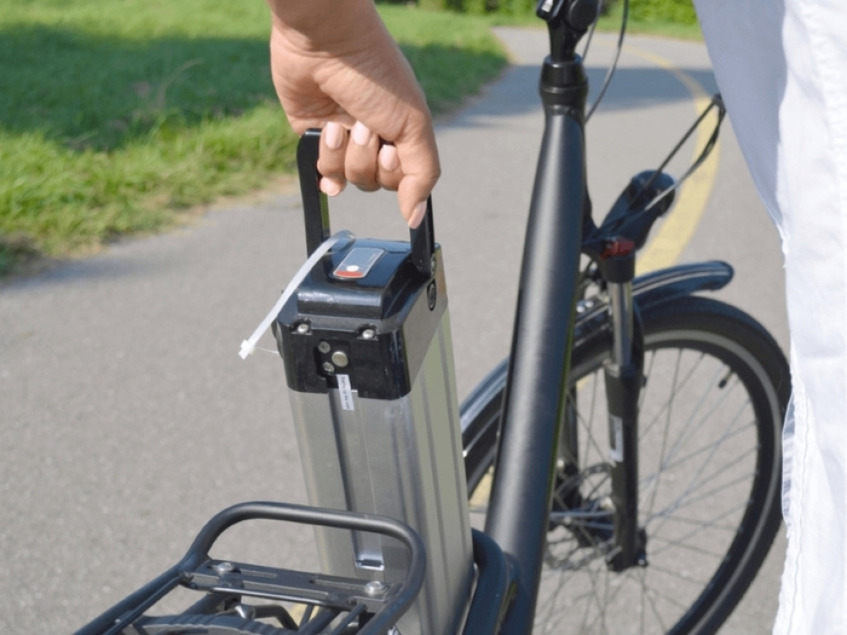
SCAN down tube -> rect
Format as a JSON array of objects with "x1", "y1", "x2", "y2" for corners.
[{"x1": 484, "y1": 107, "x2": 587, "y2": 632}]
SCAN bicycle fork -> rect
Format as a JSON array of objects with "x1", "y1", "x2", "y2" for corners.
[
  {"x1": 556, "y1": 246, "x2": 646, "y2": 572},
  {"x1": 599, "y1": 247, "x2": 648, "y2": 571}
]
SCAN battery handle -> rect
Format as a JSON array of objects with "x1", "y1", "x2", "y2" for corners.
[{"x1": 297, "y1": 129, "x2": 435, "y2": 279}]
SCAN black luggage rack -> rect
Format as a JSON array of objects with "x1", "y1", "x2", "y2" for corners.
[
  {"x1": 77, "y1": 501, "x2": 512, "y2": 635},
  {"x1": 77, "y1": 502, "x2": 427, "y2": 635}
]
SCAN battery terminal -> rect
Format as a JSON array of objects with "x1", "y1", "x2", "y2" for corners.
[{"x1": 331, "y1": 351, "x2": 350, "y2": 368}]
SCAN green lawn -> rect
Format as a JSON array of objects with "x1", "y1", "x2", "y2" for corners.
[
  {"x1": 0, "y1": 1, "x2": 701, "y2": 276},
  {"x1": 0, "y1": 1, "x2": 507, "y2": 275}
]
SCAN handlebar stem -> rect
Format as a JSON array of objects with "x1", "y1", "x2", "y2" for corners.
[{"x1": 538, "y1": 0, "x2": 599, "y2": 62}]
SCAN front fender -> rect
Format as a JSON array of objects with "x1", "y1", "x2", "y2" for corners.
[
  {"x1": 460, "y1": 260, "x2": 734, "y2": 485},
  {"x1": 573, "y1": 260, "x2": 733, "y2": 347}
]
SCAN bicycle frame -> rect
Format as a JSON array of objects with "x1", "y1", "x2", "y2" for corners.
[
  {"x1": 484, "y1": 4, "x2": 620, "y2": 630},
  {"x1": 78, "y1": 2, "x2": 745, "y2": 632}
]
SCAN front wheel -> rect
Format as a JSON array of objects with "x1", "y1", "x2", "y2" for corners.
[{"x1": 463, "y1": 296, "x2": 790, "y2": 634}]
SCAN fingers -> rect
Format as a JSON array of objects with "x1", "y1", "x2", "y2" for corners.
[
  {"x1": 318, "y1": 122, "x2": 346, "y2": 196},
  {"x1": 377, "y1": 145, "x2": 402, "y2": 191},
  {"x1": 345, "y1": 122, "x2": 381, "y2": 192},
  {"x1": 315, "y1": 121, "x2": 439, "y2": 229},
  {"x1": 317, "y1": 121, "x2": 403, "y2": 195}
]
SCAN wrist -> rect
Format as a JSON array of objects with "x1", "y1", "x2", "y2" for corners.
[{"x1": 267, "y1": 0, "x2": 383, "y2": 53}]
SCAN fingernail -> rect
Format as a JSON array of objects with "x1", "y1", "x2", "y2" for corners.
[
  {"x1": 351, "y1": 121, "x2": 371, "y2": 146},
  {"x1": 324, "y1": 122, "x2": 344, "y2": 150},
  {"x1": 379, "y1": 144, "x2": 399, "y2": 171},
  {"x1": 408, "y1": 200, "x2": 427, "y2": 228},
  {"x1": 320, "y1": 178, "x2": 344, "y2": 196}
]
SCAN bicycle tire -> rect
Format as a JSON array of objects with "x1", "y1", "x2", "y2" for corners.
[{"x1": 463, "y1": 296, "x2": 790, "y2": 634}]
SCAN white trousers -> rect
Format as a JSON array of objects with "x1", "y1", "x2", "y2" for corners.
[{"x1": 694, "y1": 0, "x2": 847, "y2": 632}]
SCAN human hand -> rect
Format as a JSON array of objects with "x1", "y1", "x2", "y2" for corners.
[{"x1": 266, "y1": 0, "x2": 440, "y2": 228}]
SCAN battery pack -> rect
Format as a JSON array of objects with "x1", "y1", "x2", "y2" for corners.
[{"x1": 272, "y1": 132, "x2": 473, "y2": 634}]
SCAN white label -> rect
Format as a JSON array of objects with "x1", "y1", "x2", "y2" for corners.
[
  {"x1": 337, "y1": 374, "x2": 355, "y2": 411},
  {"x1": 609, "y1": 415, "x2": 624, "y2": 463}
]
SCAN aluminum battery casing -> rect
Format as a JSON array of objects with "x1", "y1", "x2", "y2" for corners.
[{"x1": 274, "y1": 236, "x2": 473, "y2": 634}]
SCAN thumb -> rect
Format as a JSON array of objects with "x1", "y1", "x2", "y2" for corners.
[
  {"x1": 395, "y1": 136, "x2": 441, "y2": 228},
  {"x1": 398, "y1": 176, "x2": 437, "y2": 229}
]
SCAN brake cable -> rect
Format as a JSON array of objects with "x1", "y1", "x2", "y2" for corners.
[
  {"x1": 584, "y1": 0, "x2": 630, "y2": 122},
  {"x1": 643, "y1": 93, "x2": 727, "y2": 211}
]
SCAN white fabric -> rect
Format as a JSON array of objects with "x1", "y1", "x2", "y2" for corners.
[{"x1": 693, "y1": 0, "x2": 847, "y2": 631}]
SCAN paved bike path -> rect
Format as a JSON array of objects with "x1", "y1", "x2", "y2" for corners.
[{"x1": 0, "y1": 29, "x2": 786, "y2": 633}]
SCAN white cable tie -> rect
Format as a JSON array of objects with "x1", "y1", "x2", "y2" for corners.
[{"x1": 239, "y1": 230, "x2": 353, "y2": 360}]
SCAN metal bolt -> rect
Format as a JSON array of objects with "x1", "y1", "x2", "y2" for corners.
[
  {"x1": 331, "y1": 351, "x2": 350, "y2": 368},
  {"x1": 361, "y1": 328, "x2": 376, "y2": 340},
  {"x1": 213, "y1": 561, "x2": 235, "y2": 574},
  {"x1": 426, "y1": 280, "x2": 437, "y2": 311},
  {"x1": 296, "y1": 322, "x2": 311, "y2": 335},
  {"x1": 365, "y1": 580, "x2": 387, "y2": 596},
  {"x1": 322, "y1": 362, "x2": 335, "y2": 375},
  {"x1": 318, "y1": 341, "x2": 331, "y2": 354}
]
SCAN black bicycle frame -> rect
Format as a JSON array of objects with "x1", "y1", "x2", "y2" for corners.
[
  {"x1": 484, "y1": 2, "x2": 642, "y2": 630},
  {"x1": 71, "y1": 2, "x2": 734, "y2": 631}
]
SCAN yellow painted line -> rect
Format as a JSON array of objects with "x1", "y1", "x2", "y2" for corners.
[
  {"x1": 469, "y1": 469, "x2": 493, "y2": 509},
  {"x1": 621, "y1": 45, "x2": 721, "y2": 274}
]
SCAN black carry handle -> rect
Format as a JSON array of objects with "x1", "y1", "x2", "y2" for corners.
[{"x1": 296, "y1": 128, "x2": 435, "y2": 279}]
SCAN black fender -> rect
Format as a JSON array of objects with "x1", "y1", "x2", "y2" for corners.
[
  {"x1": 460, "y1": 260, "x2": 734, "y2": 489},
  {"x1": 573, "y1": 260, "x2": 733, "y2": 348}
]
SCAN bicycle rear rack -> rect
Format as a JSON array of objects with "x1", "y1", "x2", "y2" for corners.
[
  {"x1": 76, "y1": 502, "x2": 426, "y2": 635},
  {"x1": 77, "y1": 501, "x2": 515, "y2": 635}
]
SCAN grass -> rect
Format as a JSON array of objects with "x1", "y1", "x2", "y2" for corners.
[
  {"x1": 598, "y1": 2, "x2": 702, "y2": 40},
  {"x1": 1, "y1": 1, "x2": 700, "y2": 276},
  {"x1": 435, "y1": 0, "x2": 702, "y2": 39},
  {"x1": 476, "y1": 2, "x2": 702, "y2": 39},
  {"x1": 0, "y1": 1, "x2": 507, "y2": 275}
]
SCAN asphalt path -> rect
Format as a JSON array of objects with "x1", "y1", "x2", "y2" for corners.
[{"x1": 0, "y1": 28, "x2": 788, "y2": 633}]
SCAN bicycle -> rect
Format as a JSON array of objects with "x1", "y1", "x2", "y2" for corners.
[{"x1": 78, "y1": 1, "x2": 790, "y2": 633}]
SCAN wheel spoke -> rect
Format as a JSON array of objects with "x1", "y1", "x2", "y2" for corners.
[
  {"x1": 463, "y1": 302, "x2": 786, "y2": 633},
  {"x1": 645, "y1": 561, "x2": 712, "y2": 588}
]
